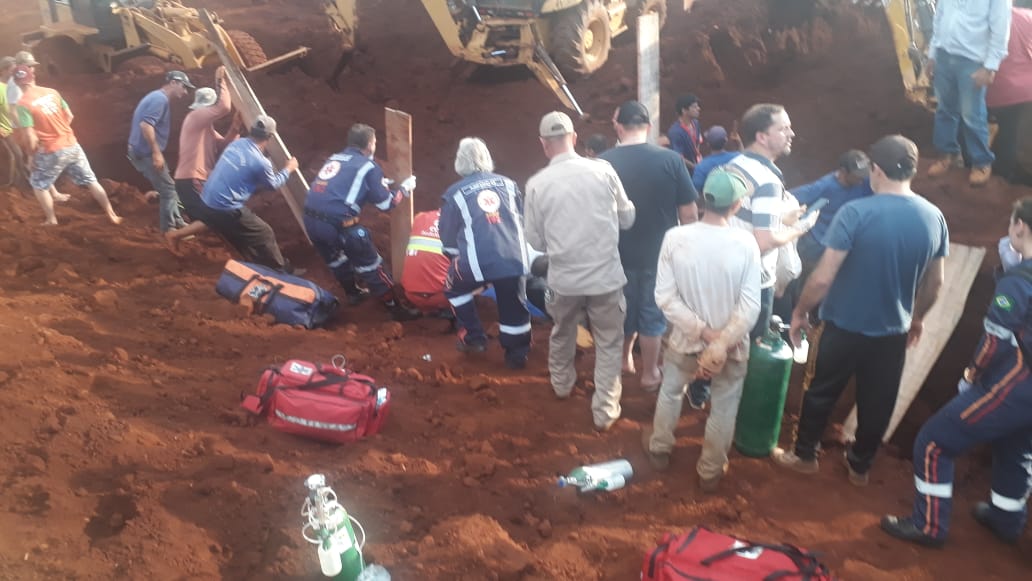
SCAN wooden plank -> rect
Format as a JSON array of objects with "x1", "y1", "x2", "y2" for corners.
[
  {"x1": 840, "y1": 243, "x2": 986, "y2": 443},
  {"x1": 384, "y1": 108, "x2": 413, "y2": 283},
  {"x1": 199, "y1": 10, "x2": 310, "y2": 238},
  {"x1": 637, "y1": 13, "x2": 661, "y2": 144}
]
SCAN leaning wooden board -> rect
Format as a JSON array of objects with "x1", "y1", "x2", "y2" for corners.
[
  {"x1": 199, "y1": 9, "x2": 310, "y2": 237},
  {"x1": 384, "y1": 108, "x2": 414, "y2": 283},
  {"x1": 840, "y1": 243, "x2": 986, "y2": 443}
]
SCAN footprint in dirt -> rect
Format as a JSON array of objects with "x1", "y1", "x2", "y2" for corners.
[{"x1": 85, "y1": 493, "x2": 139, "y2": 542}]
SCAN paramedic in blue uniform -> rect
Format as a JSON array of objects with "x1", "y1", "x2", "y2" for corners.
[
  {"x1": 440, "y1": 137, "x2": 531, "y2": 369},
  {"x1": 882, "y1": 198, "x2": 1032, "y2": 548},
  {"x1": 201, "y1": 115, "x2": 297, "y2": 272},
  {"x1": 303, "y1": 123, "x2": 421, "y2": 322}
]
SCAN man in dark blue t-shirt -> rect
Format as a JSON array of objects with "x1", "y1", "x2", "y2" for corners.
[
  {"x1": 128, "y1": 70, "x2": 194, "y2": 232},
  {"x1": 774, "y1": 135, "x2": 948, "y2": 486},
  {"x1": 791, "y1": 150, "x2": 874, "y2": 268},
  {"x1": 601, "y1": 100, "x2": 699, "y2": 391},
  {"x1": 691, "y1": 125, "x2": 740, "y2": 192}
]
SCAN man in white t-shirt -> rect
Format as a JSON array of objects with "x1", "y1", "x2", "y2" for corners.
[{"x1": 644, "y1": 168, "x2": 762, "y2": 493}]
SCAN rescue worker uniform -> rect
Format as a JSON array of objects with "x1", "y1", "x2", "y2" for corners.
[
  {"x1": 401, "y1": 210, "x2": 451, "y2": 313},
  {"x1": 440, "y1": 171, "x2": 531, "y2": 368},
  {"x1": 883, "y1": 259, "x2": 1032, "y2": 546},
  {"x1": 304, "y1": 146, "x2": 416, "y2": 319}
]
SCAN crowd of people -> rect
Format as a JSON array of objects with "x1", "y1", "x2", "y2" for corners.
[{"x1": 0, "y1": 0, "x2": 1029, "y2": 552}]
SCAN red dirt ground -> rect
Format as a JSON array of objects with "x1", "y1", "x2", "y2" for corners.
[{"x1": 0, "y1": 0, "x2": 1030, "y2": 579}]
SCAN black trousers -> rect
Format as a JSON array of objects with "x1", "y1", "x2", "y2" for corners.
[
  {"x1": 990, "y1": 104, "x2": 1024, "y2": 182},
  {"x1": 206, "y1": 205, "x2": 288, "y2": 272},
  {"x1": 794, "y1": 321, "x2": 908, "y2": 473}
]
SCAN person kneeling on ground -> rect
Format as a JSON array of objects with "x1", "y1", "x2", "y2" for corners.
[
  {"x1": 441, "y1": 137, "x2": 531, "y2": 369},
  {"x1": 200, "y1": 115, "x2": 297, "y2": 272},
  {"x1": 303, "y1": 123, "x2": 421, "y2": 321},
  {"x1": 643, "y1": 169, "x2": 760, "y2": 493},
  {"x1": 881, "y1": 198, "x2": 1032, "y2": 548}
]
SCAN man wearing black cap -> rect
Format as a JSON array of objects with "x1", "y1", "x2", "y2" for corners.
[
  {"x1": 601, "y1": 100, "x2": 698, "y2": 392},
  {"x1": 200, "y1": 115, "x2": 299, "y2": 272},
  {"x1": 773, "y1": 135, "x2": 948, "y2": 488},
  {"x1": 128, "y1": 70, "x2": 195, "y2": 233},
  {"x1": 691, "y1": 125, "x2": 740, "y2": 192}
]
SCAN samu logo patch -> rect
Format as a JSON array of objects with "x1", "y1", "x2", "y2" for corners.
[{"x1": 995, "y1": 294, "x2": 1014, "y2": 311}]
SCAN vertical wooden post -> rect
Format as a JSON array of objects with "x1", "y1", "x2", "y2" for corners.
[
  {"x1": 637, "y1": 12, "x2": 661, "y2": 144},
  {"x1": 384, "y1": 108, "x2": 413, "y2": 283}
]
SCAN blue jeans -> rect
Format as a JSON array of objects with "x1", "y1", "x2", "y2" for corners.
[
  {"x1": 129, "y1": 153, "x2": 184, "y2": 232},
  {"x1": 932, "y1": 49, "x2": 995, "y2": 168}
]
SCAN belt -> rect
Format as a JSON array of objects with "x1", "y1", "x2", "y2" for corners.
[{"x1": 304, "y1": 208, "x2": 359, "y2": 229}]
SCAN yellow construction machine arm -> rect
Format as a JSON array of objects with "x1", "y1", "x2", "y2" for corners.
[{"x1": 322, "y1": 0, "x2": 357, "y2": 50}]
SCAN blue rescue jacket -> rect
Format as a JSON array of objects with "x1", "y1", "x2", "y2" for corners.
[
  {"x1": 439, "y1": 172, "x2": 528, "y2": 282},
  {"x1": 305, "y1": 146, "x2": 399, "y2": 220}
]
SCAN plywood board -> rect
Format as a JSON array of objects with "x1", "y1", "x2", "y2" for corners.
[
  {"x1": 200, "y1": 10, "x2": 310, "y2": 237},
  {"x1": 384, "y1": 108, "x2": 414, "y2": 283},
  {"x1": 840, "y1": 243, "x2": 986, "y2": 442},
  {"x1": 637, "y1": 13, "x2": 660, "y2": 144}
]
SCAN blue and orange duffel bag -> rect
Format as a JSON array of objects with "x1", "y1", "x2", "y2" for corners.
[{"x1": 215, "y1": 260, "x2": 338, "y2": 329}]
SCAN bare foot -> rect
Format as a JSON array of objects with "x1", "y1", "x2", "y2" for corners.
[
  {"x1": 53, "y1": 192, "x2": 71, "y2": 203},
  {"x1": 42, "y1": 219, "x2": 58, "y2": 226},
  {"x1": 108, "y1": 213, "x2": 124, "y2": 225},
  {"x1": 163, "y1": 230, "x2": 182, "y2": 256},
  {"x1": 641, "y1": 369, "x2": 663, "y2": 392}
]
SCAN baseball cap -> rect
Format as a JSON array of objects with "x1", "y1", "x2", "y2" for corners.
[
  {"x1": 704, "y1": 125, "x2": 728, "y2": 149},
  {"x1": 539, "y1": 111, "x2": 574, "y2": 137},
  {"x1": 13, "y1": 65, "x2": 35, "y2": 86},
  {"x1": 251, "y1": 114, "x2": 277, "y2": 139},
  {"x1": 838, "y1": 149, "x2": 871, "y2": 177},
  {"x1": 868, "y1": 135, "x2": 918, "y2": 177},
  {"x1": 189, "y1": 87, "x2": 217, "y2": 110},
  {"x1": 0, "y1": 56, "x2": 15, "y2": 71},
  {"x1": 702, "y1": 168, "x2": 750, "y2": 209},
  {"x1": 615, "y1": 100, "x2": 650, "y2": 125},
  {"x1": 14, "y1": 51, "x2": 38, "y2": 66},
  {"x1": 165, "y1": 70, "x2": 195, "y2": 89}
]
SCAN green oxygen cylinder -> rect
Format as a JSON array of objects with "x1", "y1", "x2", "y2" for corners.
[{"x1": 734, "y1": 316, "x2": 794, "y2": 457}]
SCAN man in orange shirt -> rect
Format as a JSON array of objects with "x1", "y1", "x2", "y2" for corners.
[
  {"x1": 401, "y1": 209, "x2": 451, "y2": 314},
  {"x1": 15, "y1": 67, "x2": 120, "y2": 225}
]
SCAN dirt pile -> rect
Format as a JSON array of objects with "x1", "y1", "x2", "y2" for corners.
[{"x1": 0, "y1": 0, "x2": 1029, "y2": 579}]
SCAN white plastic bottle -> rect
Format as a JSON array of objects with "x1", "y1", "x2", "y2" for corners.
[{"x1": 793, "y1": 336, "x2": 809, "y2": 365}]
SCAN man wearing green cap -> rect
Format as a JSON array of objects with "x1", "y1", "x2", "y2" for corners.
[{"x1": 644, "y1": 168, "x2": 762, "y2": 493}]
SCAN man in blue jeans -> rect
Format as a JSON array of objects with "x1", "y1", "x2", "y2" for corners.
[
  {"x1": 925, "y1": 0, "x2": 1011, "y2": 187},
  {"x1": 128, "y1": 70, "x2": 194, "y2": 232}
]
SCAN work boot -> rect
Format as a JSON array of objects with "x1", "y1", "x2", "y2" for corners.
[
  {"x1": 641, "y1": 430, "x2": 670, "y2": 471},
  {"x1": 389, "y1": 304, "x2": 422, "y2": 321},
  {"x1": 927, "y1": 153, "x2": 963, "y2": 178},
  {"x1": 972, "y1": 502, "x2": 1021, "y2": 544},
  {"x1": 969, "y1": 166, "x2": 992, "y2": 187},
  {"x1": 455, "y1": 337, "x2": 487, "y2": 353},
  {"x1": 880, "y1": 515, "x2": 945, "y2": 548},
  {"x1": 699, "y1": 463, "x2": 728, "y2": 494},
  {"x1": 771, "y1": 447, "x2": 819, "y2": 475},
  {"x1": 345, "y1": 287, "x2": 370, "y2": 306},
  {"x1": 843, "y1": 451, "x2": 869, "y2": 487},
  {"x1": 504, "y1": 352, "x2": 528, "y2": 370}
]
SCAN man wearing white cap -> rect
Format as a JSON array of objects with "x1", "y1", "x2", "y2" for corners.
[
  {"x1": 128, "y1": 70, "x2": 195, "y2": 233},
  {"x1": 525, "y1": 111, "x2": 636, "y2": 431},
  {"x1": 167, "y1": 66, "x2": 239, "y2": 251}
]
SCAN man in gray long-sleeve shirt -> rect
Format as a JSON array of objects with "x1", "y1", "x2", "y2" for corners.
[
  {"x1": 525, "y1": 111, "x2": 635, "y2": 431},
  {"x1": 925, "y1": 0, "x2": 1011, "y2": 187}
]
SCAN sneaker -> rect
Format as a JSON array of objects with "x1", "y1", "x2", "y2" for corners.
[
  {"x1": 641, "y1": 431, "x2": 670, "y2": 471},
  {"x1": 969, "y1": 166, "x2": 992, "y2": 187},
  {"x1": 880, "y1": 515, "x2": 945, "y2": 548},
  {"x1": 455, "y1": 338, "x2": 487, "y2": 353},
  {"x1": 843, "y1": 452, "x2": 869, "y2": 487},
  {"x1": 927, "y1": 154, "x2": 962, "y2": 178},
  {"x1": 771, "y1": 447, "x2": 819, "y2": 474},
  {"x1": 972, "y1": 502, "x2": 1021, "y2": 544},
  {"x1": 687, "y1": 379, "x2": 711, "y2": 410},
  {"x1": 390, "y1": 305, "x2": 422, "y2": 322}
]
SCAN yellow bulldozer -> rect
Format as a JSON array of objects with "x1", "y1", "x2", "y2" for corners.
[{"x1": 22, "y1": 0, "x2": 307, "y2": 76}]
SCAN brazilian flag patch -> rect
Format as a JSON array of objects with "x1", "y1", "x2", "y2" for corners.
[{"x1": 995, "y1": 294, "x2": 1014, "y2": 311}]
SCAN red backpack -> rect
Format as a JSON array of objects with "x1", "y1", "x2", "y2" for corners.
[
  {"x1": 241, "y1": 357, "x2": 391, "y2": 444},
  {"x1": 642, "y1": 527, "x2": 835, "y2": 581}
]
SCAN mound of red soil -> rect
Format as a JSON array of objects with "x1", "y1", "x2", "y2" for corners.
[{"x1": 0, "y1": 0, "x2": 1029, "y2": 579}]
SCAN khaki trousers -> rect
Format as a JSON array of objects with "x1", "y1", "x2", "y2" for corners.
[
  {"x1": 546, "y1": 288, "x2": 625, "y2": 428},
  {"x1": 649, "y1": 348, "x2": 748, "y2": 480}
]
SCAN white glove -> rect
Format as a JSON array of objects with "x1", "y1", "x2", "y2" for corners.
[
  {"x1": 999, "y1": 236, "x2": 1022, "y2": 272},
  {"x1": 399, "y1": 175, "x2": 417, "y2": 196}
]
